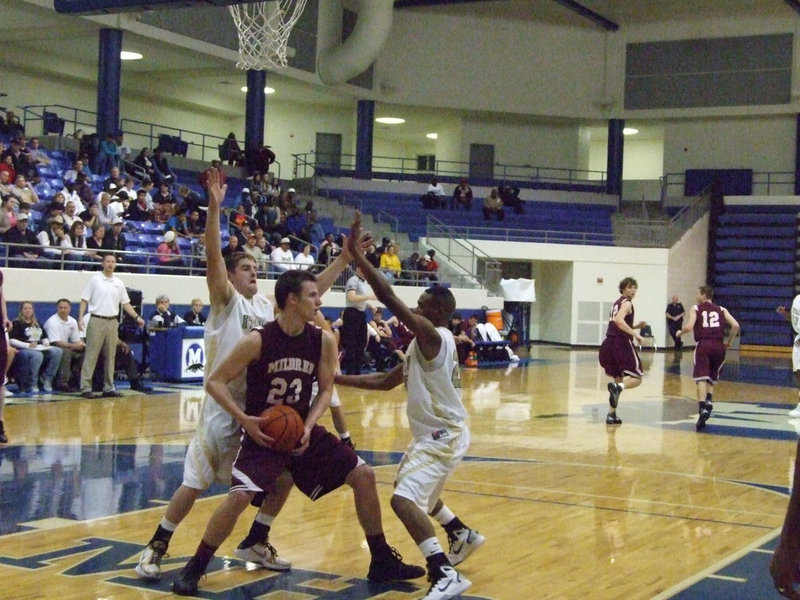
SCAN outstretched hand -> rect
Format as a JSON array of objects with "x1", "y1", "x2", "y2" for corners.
[
  {"x1": 207, "y1": 167, "x2": 227, "y2": 211},
  {"x1": 345, "y1": 211, "x2": 372, "y2": 259}
]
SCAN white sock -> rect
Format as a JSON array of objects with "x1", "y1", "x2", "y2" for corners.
[
  {"x1": 432, "y1": 505, "x2": 456, "y2": 526},
  {"x1": 339, "y1": 431, "x2": 351, "y2": 440},
  {"x1": 618, "y1": 383, "x2": 625, "y2": 390},
  {"x1": 419, "y1": 537, "x2": 444, "y2": 558},
  {"x1": 255, "y1": 512, "x2": 275, "y2": 527},
  {"x1": 160, "y1": 517, "x2": 178, "y2": 532}
]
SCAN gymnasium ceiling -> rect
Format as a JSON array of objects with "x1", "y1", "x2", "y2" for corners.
[{"x1": 0, "y1": 0, "x2": 794, "y2": 146}]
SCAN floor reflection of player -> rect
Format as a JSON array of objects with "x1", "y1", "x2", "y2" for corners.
[{"x1": 593, "y1": 428, "x2": 634, "y2": 565}]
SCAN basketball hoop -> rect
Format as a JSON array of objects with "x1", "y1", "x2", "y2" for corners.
[{"x1": 228, "y1": 0, "x2": 307, "y2": 71}]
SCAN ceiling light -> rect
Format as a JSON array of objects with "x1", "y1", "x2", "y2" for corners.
[
  {"x1": 240, "y1": 87, "x2": 276, "y2": 94},
  {"x1": 622, "y1": 127, "x2": 639, "y2": 135},
  {"x1": 426, "y1": 133, "x2": 438, "y2": 139},
  {"x1": 375, "y1": 117, "x2": 405, "y2": 124},
  {"x1": 120, "y1": 51, "x2": 142, "y2": 60}
]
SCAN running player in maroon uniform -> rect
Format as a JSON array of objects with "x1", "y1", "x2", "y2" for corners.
[
  {"x1": 676, "y1": 285, "x2": 739, "y2": 431},
  {"x1": 598, "y1": 277, "x2": 647, "y2": 425},
  {"x1": 172, "y1": 269, "x2": 424, "y2": 596}
]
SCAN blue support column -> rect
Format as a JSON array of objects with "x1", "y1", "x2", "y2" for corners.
[
  {"x1": 356, "y1": 100, "x2": 374, "y2": 178},
  {"x1": 795, "y1": 114, "x2": 800, "y2": 195},
  {"x1": 606, "y1": 119, "x2": 624, "y2": 197},
  {"x1": 244, "y1": 70, "x2": 266, "y2": 174},
  {"x1": 96, "y1": 28, "x2": 122, "y2": 139}
]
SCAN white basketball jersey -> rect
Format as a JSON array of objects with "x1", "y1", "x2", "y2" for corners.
[
  {"x1": 199, "y1": 291, "x2": 274, "y2": 438},
  {"x1": 403, "y1": 326, "x2": 467, "y2": 439}
]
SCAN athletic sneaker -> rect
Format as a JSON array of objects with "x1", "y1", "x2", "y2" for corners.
[
  {"x1": 421, "y1": 565, "x2": 472, "y2": 600},
  {"x1": 135, "y1": 540, "x2": 167, "y2": 580},
  {"x1": 234, "y1": 541, "x2": 291, "y2": 571},
  {"x1": 367, "y1": 547, "x2": 425, "y2": 582},
  {"x1": 446, "y1": 528, "x2": 485, "y2": 566},
  {"x1": 606, "y1": 413, "x2": 622, "y2": 425},
  {"x1": 0, "y1": 420, "x2": 7, "y2": 444},
  {"x1": 696, "y1": 402, "x2": 712, "y2": 431},
  {"x1": 171, "y1": 557, "x2": 206, "y2": 596},
  {"x1": 789, "y1": 404, "x2": 800, "y2": 418},
  {"x1": 607, "y1": 382, "x2": 622, "y2": 409}
]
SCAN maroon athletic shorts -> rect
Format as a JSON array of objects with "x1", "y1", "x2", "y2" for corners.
[
  {"x1": 693, "y1": 339, "x2": 726, "y2": 384},
  {"x1": 231, "y1": 425, "x2": 359, "y2": 501},
  {"x1": 599, "y1": 335, "x2": 642, "y2": 379}
]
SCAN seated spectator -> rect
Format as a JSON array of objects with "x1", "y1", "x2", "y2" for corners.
[
  {"x1": 148, "y1": 294, "x2": 186, "y2": 328},
  {"x1": 62, "y1": 159, "x2": 86, "y2": 185},
  {"x1": 451, "y1": 178, "x2": 473, "y2": 210},
  {"x1": 102, "y1": 167, "x2": 124, "y2": 193},
  {"x1": 3, "y1": 213, "x2": 44, "y2": 268},
  {"x1": 93, "y1": 133, "x2": 121, "y2": 174},
  {"x1": 102, "y1": 217, "x2": 127, "y2": 266},
  {"x1": 65, "y1": 221, "x2": 89, "y2": 269},
  {"x1": 152, "y1": 182, "x2": 176, "y2": 223},
  {"x1": 0, "y1": 155, "x2": 16, "y2": 186},
  {"x1": 125, "y1": 189, "x2": 153, "y2": 222},
  {"x1": 97, "y1": 192, "x2": 120, "y2": 227},
  {"x1": 185, "y1": 209, "x2": 204, "y2": 238},
  {"x1": 269, "y1": 237, "x2": 296, "y2": 274},
  {"x1": 483, "y1": 187, "x2": 506, "y2": 221},
  {"x1": 0, "y1": 171, "x2": 16, "y2": 201},
  {"x1": 86, "y1": 224, "x2": 107, "y2": 266},
  {"x1": 398, "y1": 251, "x2": 420, "y2": 285},
  {"x1": 465, "y1": 313, "x2": 482, "y2": 342},
  {"x1": 419, "y1": 249, "x2": 439, "y2": 282},
  {"x1": 448, "y1": 313, "x2": 475, "y2": 365},
  {"x1": 86, "y1": 333, "x2": 151, "y2": 393},
  {"x1": 133, "y1": 147, "x2": 158, "y2": 182},
  {"x1": 81, "y1": 202, "x2": 100, "y2": 232},
  {"x1": 242, "y1": 232, "x2": 266, "y2": 275},
  {"x1": 183, "y1": 298, "x2": 207, "y2": 326},
  {"x1": 177, "y1": 186, "x2": 205, "y2": 224},
  {"x1": 220, "y1": 234, "x2": 239, "y2": 259},
  {"x1": 365, "y1": 243, "x2": 380, "y2": 269},
  {"x1": 0, "y1": 195, "x2": 16, "y2": 235},
  {"x1": 220, "y1": 132, "x2": 244, "y2": 166},
  {"x1": 9, "y1": 301, "x2": 63, "y2": 394},
  {"x1": 422, "y1": 177, "x2": 446, "y2": 209},
  {"x1": 43, "y1": 298, "x2": 85, "y2": 392},
  {"x1": 156, "y1": 230, "x2": 183, "y2": 271},
  {"x1": 499, "y1": 183, "x2": 524, "y2": 214},
  {"x1": 37, "y1": 214, "x2": 68, "y2": 264},
  {"x1": 294, "y1": 243, "x2": 315, "y2": 270},
  {"x1": 152, "y1": 147, "x2": 176, "y2": 185},
  {"x1": 166, "y1": 209, "x2": 191, "y2": 239},
  {"x1": 317, "y1": 232, "x2": 341, "y2": 266},
  {"x1": 11, "y1": 174, "x2": 38, "y2": 208},
  {"x1": 1, "y1": 111, "x2": 25, "y2": 138},
  {"x1": 190, "y1": 233, "x2": 207, "y2": 275},
  {"x1": 379, "y1": 243, "x2": 402, "y2": 281},
  {"x1": 63, "y1": 200, "x2": 83, "y2": 230}
]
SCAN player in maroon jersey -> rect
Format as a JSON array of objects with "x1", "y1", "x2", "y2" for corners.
[
  {"x1": 676, "y1": 285, "x2": 739, "y2": 431},
  {"x1": 172, "y1": 269, "x2": 424, "y2": 596},
  {"x1": 598, "y1": 277, "x2": 647, "y2": 425}
]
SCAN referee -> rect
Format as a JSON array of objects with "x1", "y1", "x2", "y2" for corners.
[{"x1": 78, "y1": 254, "x2": 144, "y2": 398}]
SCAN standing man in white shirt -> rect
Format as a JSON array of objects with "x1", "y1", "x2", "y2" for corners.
[
  {"x1": 44, "y1": 298, "x2": 85, "y2": 393},
  {"x1": 77, "y1": 254, "x2": 144, "y2": 398}
]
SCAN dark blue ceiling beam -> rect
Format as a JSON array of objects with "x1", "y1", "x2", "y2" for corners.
[
  {"x1": 394, "y1": 0, "x2": 503, "y2": 8},
  {"x1": 784, "y1": 0, "x2": 800, "y2": 16},
  {"x1": 551, "y1": 0, "x2": 619, "y2": 31}
]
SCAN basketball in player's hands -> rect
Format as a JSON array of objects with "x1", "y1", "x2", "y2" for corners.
[{"x1": 259, "y1": 404, "x2": 304, "y2": 452}]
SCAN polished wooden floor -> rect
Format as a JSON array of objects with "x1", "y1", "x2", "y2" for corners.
[{"x1": 0, "y1": 346, "x2": 797, "y2": 600}]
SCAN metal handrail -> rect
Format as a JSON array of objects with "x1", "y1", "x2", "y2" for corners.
[
  {"x1": 425, "y1": 215, "x2": 502, "y2": 295},
  {"x1": 294, "y1": 151, "x2": 606, "y2": 186}
]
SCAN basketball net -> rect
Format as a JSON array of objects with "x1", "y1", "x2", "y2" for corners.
[{"x1": 228, "y1": 0, "x2": 307, "y2": 71}]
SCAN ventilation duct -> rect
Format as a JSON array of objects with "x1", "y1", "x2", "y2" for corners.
[{"x1": 317, "y1": 0, "x2": 393, "y2": 85}]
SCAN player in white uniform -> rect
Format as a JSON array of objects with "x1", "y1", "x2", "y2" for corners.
[
  {"x1": 778, "y1": 294, "x2": 800, "y2": 417},
  {"x1": 136, "y1": 168, "x2": 356, "y2": 580},
  {"x1": 336, "y1": 212, "x2": 483, "y2": 600}
]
